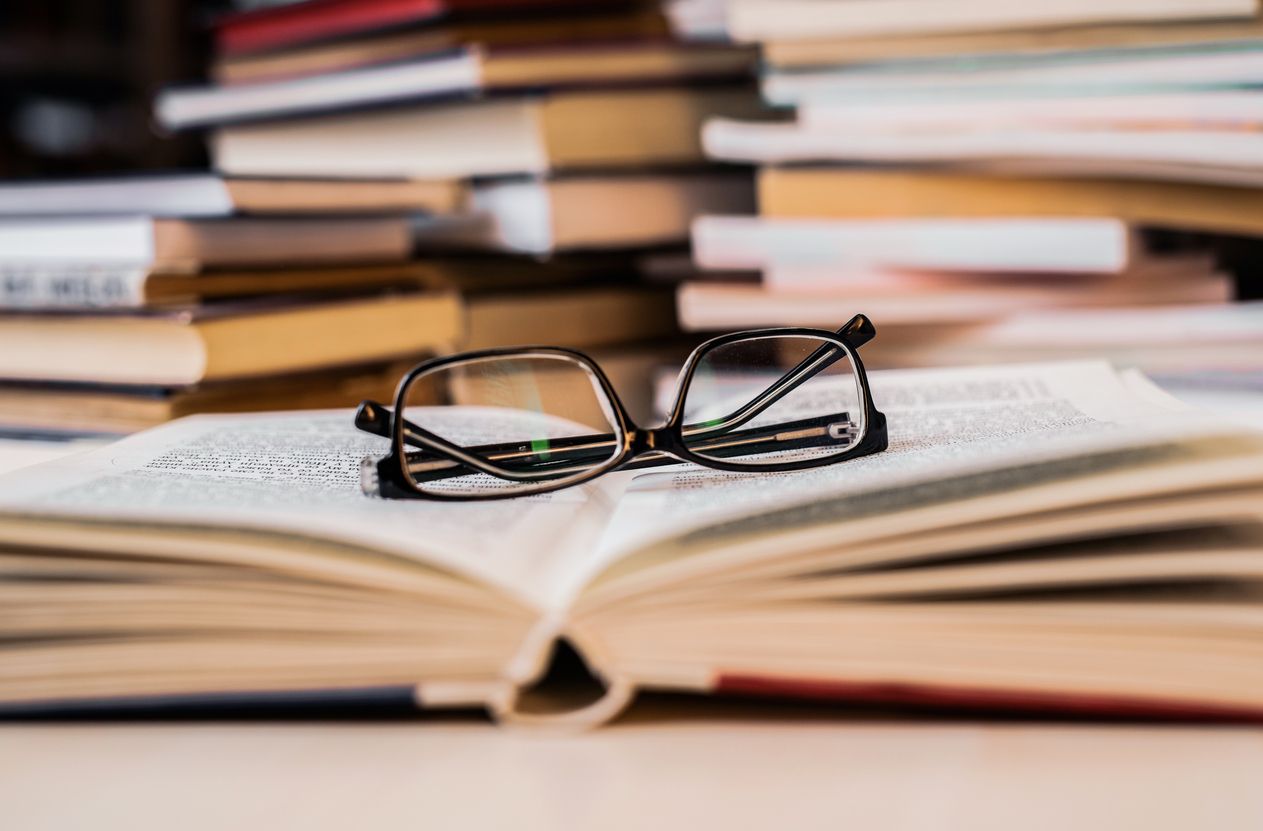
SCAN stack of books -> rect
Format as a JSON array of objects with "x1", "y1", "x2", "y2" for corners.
[
  {"x1": 0, "y1": 173, "x2": 471, "y2": 436},
  {"x1": 4, "y1": 358, "x2": 1263, "y2": 720},
  {"x1": 0, "y1": 0, "x2": 763, "y2": 437},
  {"x1": 159, "y1": 0, "x2": 760, "y2": 258},
  {"x1": 675, "y1": 0, "x2": 1263, "y2": 376}
]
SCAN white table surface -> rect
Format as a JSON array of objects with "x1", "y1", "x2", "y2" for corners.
[{"x1": 3, "y1": 701, "x2": 1263, "y2": 831}]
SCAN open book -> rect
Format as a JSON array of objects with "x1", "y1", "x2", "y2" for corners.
[{"x1": 2, "y1": 361, "x2": 1262, "y2": 725}]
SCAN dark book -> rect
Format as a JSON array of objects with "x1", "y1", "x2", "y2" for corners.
[{"x1": 214, "y1": 0, "x2": 624, "y2": 56}]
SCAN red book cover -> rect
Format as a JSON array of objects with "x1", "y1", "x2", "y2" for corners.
[
  {"x1": 215, "y1": 0, "x2": 445, "y2": 56},
  {"x1": 718, "y1": 674, "x2": 1263, "y2": 723},
  {"x1": 214, "y1": 0, "x2": 614, "y2": 56}
]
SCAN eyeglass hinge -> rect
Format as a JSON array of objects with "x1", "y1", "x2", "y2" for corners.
[{"x1": 828, "y1": 421, "x2": 859, "y2": 441}]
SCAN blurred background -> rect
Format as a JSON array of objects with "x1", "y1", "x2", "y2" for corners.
[
  {"x1": 1, "y1": 1, "x2": 208, "y2": 176},
  {"x1": 2, "y1": 0, "x2": 1262, "y2": 447}
]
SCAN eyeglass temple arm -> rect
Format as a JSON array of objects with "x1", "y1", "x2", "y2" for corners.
[
  {"x1": 358, "y1": 399, "x2": 590, "y2": 482},
  {"x1": 354, "y1": 400, "x2": 540, "y2": 482},
  {"x1": 841, "y1": 313, "x2": 876, "y2": 347},
  {"x1": 397, "y1": 411, "x2": 858, "y2": 484},
  {"x1": 682, "y1": 314, "x2": 874, "y2": 440},
  {"x1": 355, "y1": 399, "x2": 394, "y2": 439}
]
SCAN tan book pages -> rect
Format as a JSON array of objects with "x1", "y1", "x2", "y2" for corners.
[
  {"x1": 429, "y1": 172, "x2": 755, "y2": 254},
  {"x1": 224, "y1": 178, "x2": 466, "y2": 215},
  {"x1": 764, "y1": 18, "x2": 1263, "y2": 66},
  {"x1": 199, "y1": 293, "x2": 459, "y2": 381},
  {"x1": 0, "y1": 293, "x2": 461, "y2": 385},
  {"x1": 758, "y1": 168, "x2": 1263, "y2": 236},
  {"x1": 150, "y1": 216, "x2": 413, "y2": 270},
  {"x1": 539, "y1": 87, "x2": 763, "y2": 170},
  {"x1": 142, "y1": 263, "x2": 451, "y2": 305},
  {"x1": 0, "y1": 362, "x2": 408, "y2": 435},
  {"x1": 547, "y1": 174, "x2": 755, "y2": 249},
  {"x1": 480, "y1": 43, "x2": 755, "y2": 88},
  {"x1": 462, "y1": 287, "x2": 677, "y2": 350}
]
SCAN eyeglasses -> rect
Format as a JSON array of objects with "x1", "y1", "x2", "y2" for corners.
[{"x1": 355, "y1": 314, "x2": 888, "y2": 501}]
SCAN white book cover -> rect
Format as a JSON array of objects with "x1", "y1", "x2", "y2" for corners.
[
  {"x1": 675, "y1": 281, "x2": 1228, "y2": 329},
  {"x1": 0, "y1": 175, "x2": 233, "y2": 218},
  {"x1": 964, "y1": 301, "x2": 1263, "y2": 348},
  {"x1": 156, "y1": 52, "x2": 483, "y2": 130},
  {"x1": 764, "y1": 46, "x2": 1263, "y2": 105},
  {"x1": 665, "y1": 0, "x2": 730, "y2": 40},
  {"x1": 0, "y1": 217, "x2": 155, "y2": 264},
  {"x1": 725, "y1": 0, "x2": 1256, "y2": 43},
  {"x1": 691, "y1": 216, "x2": 1133, "y2": 274},
  {"x1": 798, "y1": 91, "x2": 1263, "y2": 132}
]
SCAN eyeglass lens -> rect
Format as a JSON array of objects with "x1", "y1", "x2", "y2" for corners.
[
  {"x1": 398, "y1": 353, "x2": 623, "y2": 497},
  {"x1": 679, "y1": 335, "x2": 866, "y2": 466}
]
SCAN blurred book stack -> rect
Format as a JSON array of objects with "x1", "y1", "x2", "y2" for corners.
[
  {"x1": 0, "y1": 0, "x2": 762, "y2": 437},
  {"x1": 167, "y1": 0, "x2": 758, "y2": 254},
  {"x1": 675, "y1": 0, "x2": 1263, "y2": 389},
  {"x1": 0, "y1": 173, "x2": 470, "y2": 436}
]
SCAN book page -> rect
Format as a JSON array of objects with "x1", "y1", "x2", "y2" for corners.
[
  {"x1": 0, "y1": 410, "x2": 629, "y2": 610},
  {"x1": 0, "y1": 361, "x2": 1245, "y2": 617},
  {"x1": 570, "y1": 361, "x2": 1243, "y2": 603}
]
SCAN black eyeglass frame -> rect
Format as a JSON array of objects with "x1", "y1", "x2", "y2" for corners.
[{"x1": 358, "y1": 314, "x2": 888, "y2": 501}]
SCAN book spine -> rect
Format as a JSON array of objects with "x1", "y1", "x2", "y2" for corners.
[
  {"x1": 215, "y1": 0, "x2": 444, "y2": 56},
  {"x1": 476, "y1": 620, "x2": 637, "y2": 728},
  {"x1": 0, "y1": 264, "x2": 149, "y2": 309}
]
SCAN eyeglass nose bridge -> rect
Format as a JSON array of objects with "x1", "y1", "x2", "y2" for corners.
[{"x1": 628, "y1": 426, "x2": 682, "y2": 458}]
